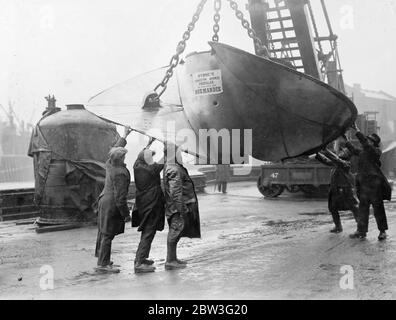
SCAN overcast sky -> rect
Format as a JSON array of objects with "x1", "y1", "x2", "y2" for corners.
[{"x1": 1, "y1": 0, "x2": 395, "y2": 124}]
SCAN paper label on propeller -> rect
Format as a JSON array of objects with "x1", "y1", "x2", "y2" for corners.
[{"x1": 192, "y1": 70, "x2": 223, "y2": 96}]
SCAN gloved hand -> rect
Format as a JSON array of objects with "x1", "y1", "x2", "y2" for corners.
[
  {"x1": 123, "y1": 126, "x2": 133, "y2": 138},
  {"x1": 147, "y1": 136, "x2": 156, "y2": 147}
]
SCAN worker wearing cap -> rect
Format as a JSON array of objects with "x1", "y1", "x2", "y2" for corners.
[
  {"x1": 316, "y1": 148, "x2": 359, "y2": 233},
  {"x1": 345, "y1": 127, "x2": 392, "y2": 240},
  {"x1": 95, "y1": 127, "x2": 132, "y2": 273},
  {"x1": 163, "y1": 143, "x2": 201, "y2": 270},
  {"x1": 133, "y1": 138, "x2": 165, "y2": 273}
]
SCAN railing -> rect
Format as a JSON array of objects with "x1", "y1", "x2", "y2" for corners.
[{"x1": 0, "y1": 155, "x2": 34, "y2": 183}]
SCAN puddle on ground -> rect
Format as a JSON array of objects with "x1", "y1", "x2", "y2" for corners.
[
  {"x1": 298, "y1": 211, "x2": 328, "y2": 216},
  {"x1": 264, "y1": 219, "x2": 332, "y2": 232},
  {"x1": 265, "y1": 219, "x2": 313, "y2": 227},
  {"x1": 319, "y1": 263, "x2": 339, "y2": 271},
  {"x1": 71, "y1": 270, "x2": 118, "y2": 284}
]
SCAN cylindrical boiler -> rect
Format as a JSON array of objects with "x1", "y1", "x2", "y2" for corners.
[{"x1": 28, "y1": 104, "x2": 119, "y2": 223}]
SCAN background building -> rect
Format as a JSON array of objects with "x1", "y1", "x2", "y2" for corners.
[
  {"x1": 345, "y1": 83, "x2": 396, "y2": 177},
  {"x1": 346, "y1": 83, "x2": 396, "y2": 148}
]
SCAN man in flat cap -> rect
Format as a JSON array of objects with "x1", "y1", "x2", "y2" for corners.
[
  {"x1": 344, "y1": 127, "x2": 391, "y2": 241},
  {"x1": 133, "y1": 138, "x2": 165, "y2": 273},
  {"x1": 95, "y1": 127, "x2": 132, "y2": 273},
  {"x1": 163, "y1": 143, "x2": 201, "y2": 270}
]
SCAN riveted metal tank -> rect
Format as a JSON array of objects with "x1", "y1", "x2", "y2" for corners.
[{"x1": 29, "y1": 104, "x2": 119, "y2": 223}]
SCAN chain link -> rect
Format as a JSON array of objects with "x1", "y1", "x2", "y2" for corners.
[
  {"x1": 265, "y1": 17, "x2": 275, "y2": 57},
  {"x1": 226, "y1": 0, "x2": 269, "y2": 58},
  {"x1": 153, "y1": 0, "x2": 270, "y2": 100},
  {"x1": 153, "y1": 0, "x2": 208, "y2": 98},
  {"x1": 212, "y1": 0, "x2": 222, "y2": 42}
]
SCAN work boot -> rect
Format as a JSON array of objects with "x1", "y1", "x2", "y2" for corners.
[
  {"x1": 143, "y1": 258, "x2": 154, "y2": 265},
  {"x1": 331, "y1": 212, "x2": 342, "y2": 233},
  {"x1": 378, "y1": 231, "x2": 387, "y2": 241},
  {"x1": 109, "y1": 261, "x2": 121, "y2": 268},
  {"x1": 167, "y1": 243, "x2": 177, "y2": 263},
  {"x1": 95, "y1": 265, "x2": 120, "y2": 274},
  {"x1": 165, "y1": 261, "x2": 187, "y2": 270},
  {"x1": 330, "y1": 225, "x2": 343, "y2": 233},
  {"x1": 134, "y1": 264, "x2": 156, "y2": 274},
  {"x1": 349, "y1": 231, "x2": 366, "y2": 239},
  {"x1": 176, "y1": 259, "x2": 188, "y2": 265}
]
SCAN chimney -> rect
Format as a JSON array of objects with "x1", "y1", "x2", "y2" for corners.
[
  {"x1": 42, "y1": 95, "x2": 61, "y2": 117},
  {"x1": 45, "y1": 95, "x2": 57, "y2": 110}
]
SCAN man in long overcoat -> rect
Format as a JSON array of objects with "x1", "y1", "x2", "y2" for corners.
[
  {"x1": 163, "y1": 143, "x2": 201, "y2": 270},
  {"x1": 316, "y1": 148, "x2": 359, "y2": 233},
  {"x1": 345, "y1": 128, "x2": 391, "y2": 240},
  {"x1": 95, "y1": 128, "x2": 132, "y2": 273},
  {"x1": 133, "y1": 138, "x2": 165, "y2": 273}
]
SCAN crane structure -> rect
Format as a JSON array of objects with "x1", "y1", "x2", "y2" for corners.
[
  {"x1": 247, "y1": 0, "x2": 345, "y2": 93},
  {"x1": 251, "y1": 0, "x2": 351, "y2": 198}
]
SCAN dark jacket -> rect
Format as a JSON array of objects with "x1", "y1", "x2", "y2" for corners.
[
  {"x1": 316, "y1": 151, "x2": 358, "y2": 211},
  {"x1": 346, "y1": 132, "x2": 382, "y2": 177},
  {"x1": 133, "y1": 150, "x2": 165, "y2": 232},
  {"x1": 98, "y1": 138, "x2": 131, "y2": 236},
  {"x1": 346, "y1": 132, "x2": 391, "y2": 200},
  {"x1": 316, "y1": 152, "x2": 354, "y2": 189},
  {"x1": 164, "y1": 161, "x2": 201, "y2": 238}
]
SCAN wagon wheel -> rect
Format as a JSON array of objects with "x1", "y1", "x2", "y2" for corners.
[
  {"x1": 257, "y1": 177, "x2": 284, "y2": 198},
  {"x1": 300, "y1": 185, "x2": 319, "y2": 195},
  {"x1": 318, "y1": 185, "x2": 330, "y2": 195},
  {"x1": 287, "y1": 185, "x2": 300, "y2": 194}
]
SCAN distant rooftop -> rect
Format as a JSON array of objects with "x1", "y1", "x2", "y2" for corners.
[{"x1": 346, "y1": 84, "x2": 396, "y2": 102}]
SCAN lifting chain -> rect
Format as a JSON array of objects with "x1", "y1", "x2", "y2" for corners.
[
  {"x1": 151, "y1": 0, "x2": 270, "y2": 103},
  {"x1": 212, "y1": 0, "x2": 222, "y2": 42},
  {"x1": 265, "y1": 18, "x2": 275, "y2": 57},
  {"x1": 226, "y1": 0, "x2": 269, "y2": 58},
  {"x1": 152, "y1": 0, "x2": 208, "y2": 100}
]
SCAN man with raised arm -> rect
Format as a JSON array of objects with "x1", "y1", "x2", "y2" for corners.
[
  {"x1": 95, "y1": 127, "x2": 133, "y2": 273},
  {"x1": 344, "y1": 126, "x2": 391, "y2": 241},
  {"x1": 163, "y1": 143, "x2": 201, "y2": 270},
  {"x1": 133, "y1": 138, "x2": 165, "y2": 273},
  {"x1": 316, "y1": 148, "x2": 358, "y2": 233}
]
